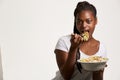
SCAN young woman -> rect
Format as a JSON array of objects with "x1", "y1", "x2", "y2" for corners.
[{"x1": 53, "y1": 1, "x2": 107, "y2": 80}]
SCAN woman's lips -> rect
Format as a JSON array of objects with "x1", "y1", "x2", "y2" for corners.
[{"x1": 80, "y1": 30, "x2": 89, "y2": 34}]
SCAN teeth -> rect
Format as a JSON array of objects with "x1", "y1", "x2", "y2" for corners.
[{"x1": 81, "y1": 31, "x2": 89, "y2": 41}]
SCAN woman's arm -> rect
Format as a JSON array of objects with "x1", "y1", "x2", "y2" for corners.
[
  {"x1": 93, "y1": 69, "x2": 104, "y2": 80},
  {"x1": 55, "y1": 34, "x2": 82, "y2": 80},
  {"x1": 55, "y1": 46, "x2": 78, "y2": 80}
]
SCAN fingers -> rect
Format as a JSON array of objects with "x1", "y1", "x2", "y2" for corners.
[{"x1": 71, "y1": 33, "x2": 82, "y2": 44}]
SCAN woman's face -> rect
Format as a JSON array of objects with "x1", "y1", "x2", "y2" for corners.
[{"x1": 76, "y1": 10, "x2": 97, "y2": 38}]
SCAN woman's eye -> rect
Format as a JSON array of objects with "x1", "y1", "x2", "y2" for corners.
[
  {"x1": 77, "y1": 20, "x2": 82, "y2": 24},
  {"x1": 86, "y1": 19, "x2": 92, "y2": 24}
]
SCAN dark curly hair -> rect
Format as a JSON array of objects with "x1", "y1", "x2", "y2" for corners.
[{"x1": 73, "y1": 1, "x2": 97, "y2": 34}]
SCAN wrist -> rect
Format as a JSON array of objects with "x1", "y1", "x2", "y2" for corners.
[{"x1": 69, "y1": 45, "x2": 78, "y2": 53}]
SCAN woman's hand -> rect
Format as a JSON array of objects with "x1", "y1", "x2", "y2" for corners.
[
  {"x1": 93, "y1": 69, "x2": 104, "y2": 80},
  {"x1": 70, "y1": 33, "x2": 83, "y2": 49}
]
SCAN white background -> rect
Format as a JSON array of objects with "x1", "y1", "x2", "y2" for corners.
[{"x1": 0, "y1": 0, "x2": 120, "y2": 80}]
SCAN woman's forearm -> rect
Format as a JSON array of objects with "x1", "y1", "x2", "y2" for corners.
[
  {"x1": 93, "y1": 70, "x2": 104, "y2": 80},
  {"x1": 60, "y1": 46, "x2": 78, "y2": 80}
]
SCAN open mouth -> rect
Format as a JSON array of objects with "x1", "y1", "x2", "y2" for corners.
[{"x1": 81, "y1": 31, "x2": 89, "y2": 41}]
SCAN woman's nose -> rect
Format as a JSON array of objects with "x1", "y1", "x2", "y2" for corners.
[
  {"x1": 82, "y1": 22, "x2": 89, "y2": 30},
  {"x1": 83, "y1": 22, "x2": 87, "y2": 28}
]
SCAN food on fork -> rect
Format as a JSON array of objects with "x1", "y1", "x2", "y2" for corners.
[{"x1": 81, "y1": 31, "x2": 89, "y2": 41}]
